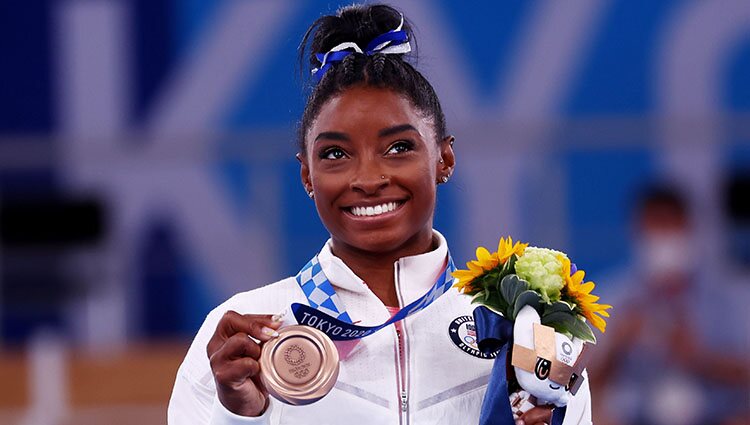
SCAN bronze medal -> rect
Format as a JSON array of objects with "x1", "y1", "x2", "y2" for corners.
[{"x1": 260, "y1": 325, "x2": 339, "y2": 405}]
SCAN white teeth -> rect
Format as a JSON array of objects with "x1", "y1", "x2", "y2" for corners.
[{"x1": 350, "y1": 202, "x2": 399, "y2": 217}]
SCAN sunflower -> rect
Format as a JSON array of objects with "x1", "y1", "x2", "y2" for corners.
[
  {"x1": 497, "y1": 236, "x2": 528, "y2": 264},
  {"x1": 560, "y1": 257, "x2": 612, "y2": 333},
  {"x1": 453, "y1": 236, "x2": 528, "y2": 293}
]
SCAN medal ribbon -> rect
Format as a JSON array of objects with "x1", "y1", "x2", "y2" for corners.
[{"x1": 291, "y1": 253, "x2": 456, "y2": 341}]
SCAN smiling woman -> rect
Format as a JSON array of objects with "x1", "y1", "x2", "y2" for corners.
[{"x1": 168, "y1": 4, "x2": 591, "y2": 425}]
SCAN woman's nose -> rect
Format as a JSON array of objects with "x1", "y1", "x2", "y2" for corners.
[{"x1": 349, "y1": 160, "x2": 389, "y2": 194}]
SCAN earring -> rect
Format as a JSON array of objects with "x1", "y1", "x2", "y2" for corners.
[
  {"x1": 381, "y1": 175, "x2": 386, "y2": 179},
  {"x1": 307, "y1": 190, "x2": 314, "y2": 199},
  {"x1": 439, "y1": 159, "x2": 444, "y2": 164},
  {"x1": 441, "y1": 176, "x2": 449, "y2": 183}
]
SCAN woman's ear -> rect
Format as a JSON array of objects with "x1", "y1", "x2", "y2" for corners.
[
  {"x1": 297, "y1": 153, "x2": 312, "y2": 194},
  {"x1": 438, "y1": 135, "x2": 456, "y2": 177}
]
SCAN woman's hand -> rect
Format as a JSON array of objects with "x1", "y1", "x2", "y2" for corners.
[
  {"x1": 207, "y1": 311, "x2": 282, "y2": 417},
  {"x1": 517, "y1": 405, "x2": 554, "y2": 425}
]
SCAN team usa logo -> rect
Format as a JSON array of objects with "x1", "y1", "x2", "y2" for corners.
[{"x1": 448, "y1": 316, "x2": 498, "y2": 359}]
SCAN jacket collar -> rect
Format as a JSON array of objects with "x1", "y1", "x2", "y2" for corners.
[{"x1": 316, "y1": 230, "x2": 450, "y2": 306}]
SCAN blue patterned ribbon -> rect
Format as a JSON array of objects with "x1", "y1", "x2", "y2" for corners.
[
  {"x1": 473, "y1": 306, "x2": 567, "y2": 425},
  {"x1": 291, "y1": 253, "x2": 456, "y2": 341}
]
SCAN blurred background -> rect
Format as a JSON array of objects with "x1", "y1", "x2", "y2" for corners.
[{"x1": 1, "y1": 0, "x2": 748, "y2": 424}]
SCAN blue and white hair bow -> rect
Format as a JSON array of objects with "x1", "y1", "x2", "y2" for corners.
[{"x1": 311, "y1": 14, "x2": 411, "y2": 82}]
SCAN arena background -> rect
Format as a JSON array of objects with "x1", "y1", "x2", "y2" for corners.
[{"x1": 1, "y1": 1, "x2": 748, "y2": 424}]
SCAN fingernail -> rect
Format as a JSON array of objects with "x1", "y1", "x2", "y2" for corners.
[
  {"x1": 262, "y1": 327, "x2": 279, "y2": 338},
  {"x1": 272, "y1": 311, "x2": 286, "y2": 323}
]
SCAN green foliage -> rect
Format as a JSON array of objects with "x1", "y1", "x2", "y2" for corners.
[
  {"x1": 500, "y1": 275, "x2": 526, "y2": 310},
  {"x1": 467, "y1": 254, "x2": 597, "y2": 343},
  {"x1": 512, "y1": 290, "x2": 542, "y2": 320},
  {"x1": 541, "y1": 302, "x2": 596, "y2": 343}
]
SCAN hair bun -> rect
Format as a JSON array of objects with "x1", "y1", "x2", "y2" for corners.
[
  {"x1": 301, "y1": 4, "x2": 413, "y2": 73},
  {"x1": 297, "y1": 4, "x2": 445, "y2": 153}
]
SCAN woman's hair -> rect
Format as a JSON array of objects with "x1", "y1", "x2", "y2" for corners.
[{"x1": 297, "y1": 4, "x2": 446, "y2": 152}]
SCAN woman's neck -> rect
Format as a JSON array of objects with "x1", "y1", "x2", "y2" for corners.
[{"x1": 330, "y1": 232, "x2": 437, "y2": 307}]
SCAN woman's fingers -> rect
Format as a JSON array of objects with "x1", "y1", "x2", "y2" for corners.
[
  {"x1": 211, "y1": 332, "x2": 261, "y2": 362},
  {"x1": 518, "y1": 405, "x2": 554, "y2": 425},
  {"x1": 212, "y1": 355, "x2": 262, "y2": 387},
  {"x1": 207, "y1": 311, "x2": 281, "y2": 357}
]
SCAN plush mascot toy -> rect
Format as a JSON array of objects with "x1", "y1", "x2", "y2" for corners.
[{"x1": 508, "y1": 305, "x2": 591, "y2": 417}]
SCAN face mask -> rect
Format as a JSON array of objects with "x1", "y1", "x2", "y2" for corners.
[{"x1": 637, "y1": 233, "x2": 694, "y2": 281}]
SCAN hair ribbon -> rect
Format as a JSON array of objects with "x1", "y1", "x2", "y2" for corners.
[{"x1": 311, "y1": 14, "x2": 411, "y2": 81}]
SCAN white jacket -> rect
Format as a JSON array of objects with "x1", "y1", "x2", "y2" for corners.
[{"x1": 168, "y1": 232, "x2": 592, "y2": 424}]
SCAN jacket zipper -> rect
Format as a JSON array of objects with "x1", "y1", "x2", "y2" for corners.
[
  {"x1": 394, "y1": 262, "x2": 410, "y2": 425},
  {"x1": 396, "y1": 328, "x2": 408, "y2": 414}
]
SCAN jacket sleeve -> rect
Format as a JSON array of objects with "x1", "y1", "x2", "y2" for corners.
[
  {"x1": 168, "y1": 368, "x2": 214, "y2": 424},
  {"x1": 562, "y1": 369, "x2": 592, "y2": 425},
  {"x1": 209, "y1": 396, "x2": 276, "y2": 425},
  {"x1": 168, "y1": 366, "x2": 275, "y2": 425}
]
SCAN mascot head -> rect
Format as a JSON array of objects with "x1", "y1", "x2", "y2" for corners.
[{"x1": 511, "y1": 305, "x2": 591, "y2": 407}]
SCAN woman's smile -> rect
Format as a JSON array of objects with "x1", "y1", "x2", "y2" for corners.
[{"x1": 343, "y1": 200, "x2": 406, "y2": 218}]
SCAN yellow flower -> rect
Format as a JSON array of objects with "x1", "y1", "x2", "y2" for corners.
[
  {"x1": 560, "y1": 257, "x2": 612, "y2": 333},
  {"x1": 453, "y1": 236, "x2": 528, "y2": 293},
  {"x1": 497, "y1": 236, "x2": 528, "y2": 264}
]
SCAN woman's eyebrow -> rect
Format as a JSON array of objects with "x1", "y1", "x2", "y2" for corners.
[
  {"x1": 314, "y1": 131, "x2": 350, "y2": 142},
  {"x1": 378, "y1": 124, "x2": 420, "y2": 138}
]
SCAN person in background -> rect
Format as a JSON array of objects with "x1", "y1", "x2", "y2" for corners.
[{"x1": 590, "y1": 185, "x2": 749, "y2": 425}]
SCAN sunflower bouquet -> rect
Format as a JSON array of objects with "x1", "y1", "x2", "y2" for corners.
[
  {"x1": 453, "y1": 237, "x2": 611, "y2": 344},
  {"x1": 455, "y1": 237, "x2": 612, "y2": 421}
]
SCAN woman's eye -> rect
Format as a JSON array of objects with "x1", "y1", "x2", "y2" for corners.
[
  {"x1": 386, "y1": 140, "x2": 414, "y2": 155},
  {"x1": 320, "y1": 148, "x2": 347, "y2": 160}
]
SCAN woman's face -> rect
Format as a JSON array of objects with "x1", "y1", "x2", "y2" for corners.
[{"x1": 300, "y1": 86, "x2": 454, "y2": 256}]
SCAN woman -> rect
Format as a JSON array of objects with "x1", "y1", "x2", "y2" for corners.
[{"x1": 168, "y1": 4, "x2": 591, "y2": 425}]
